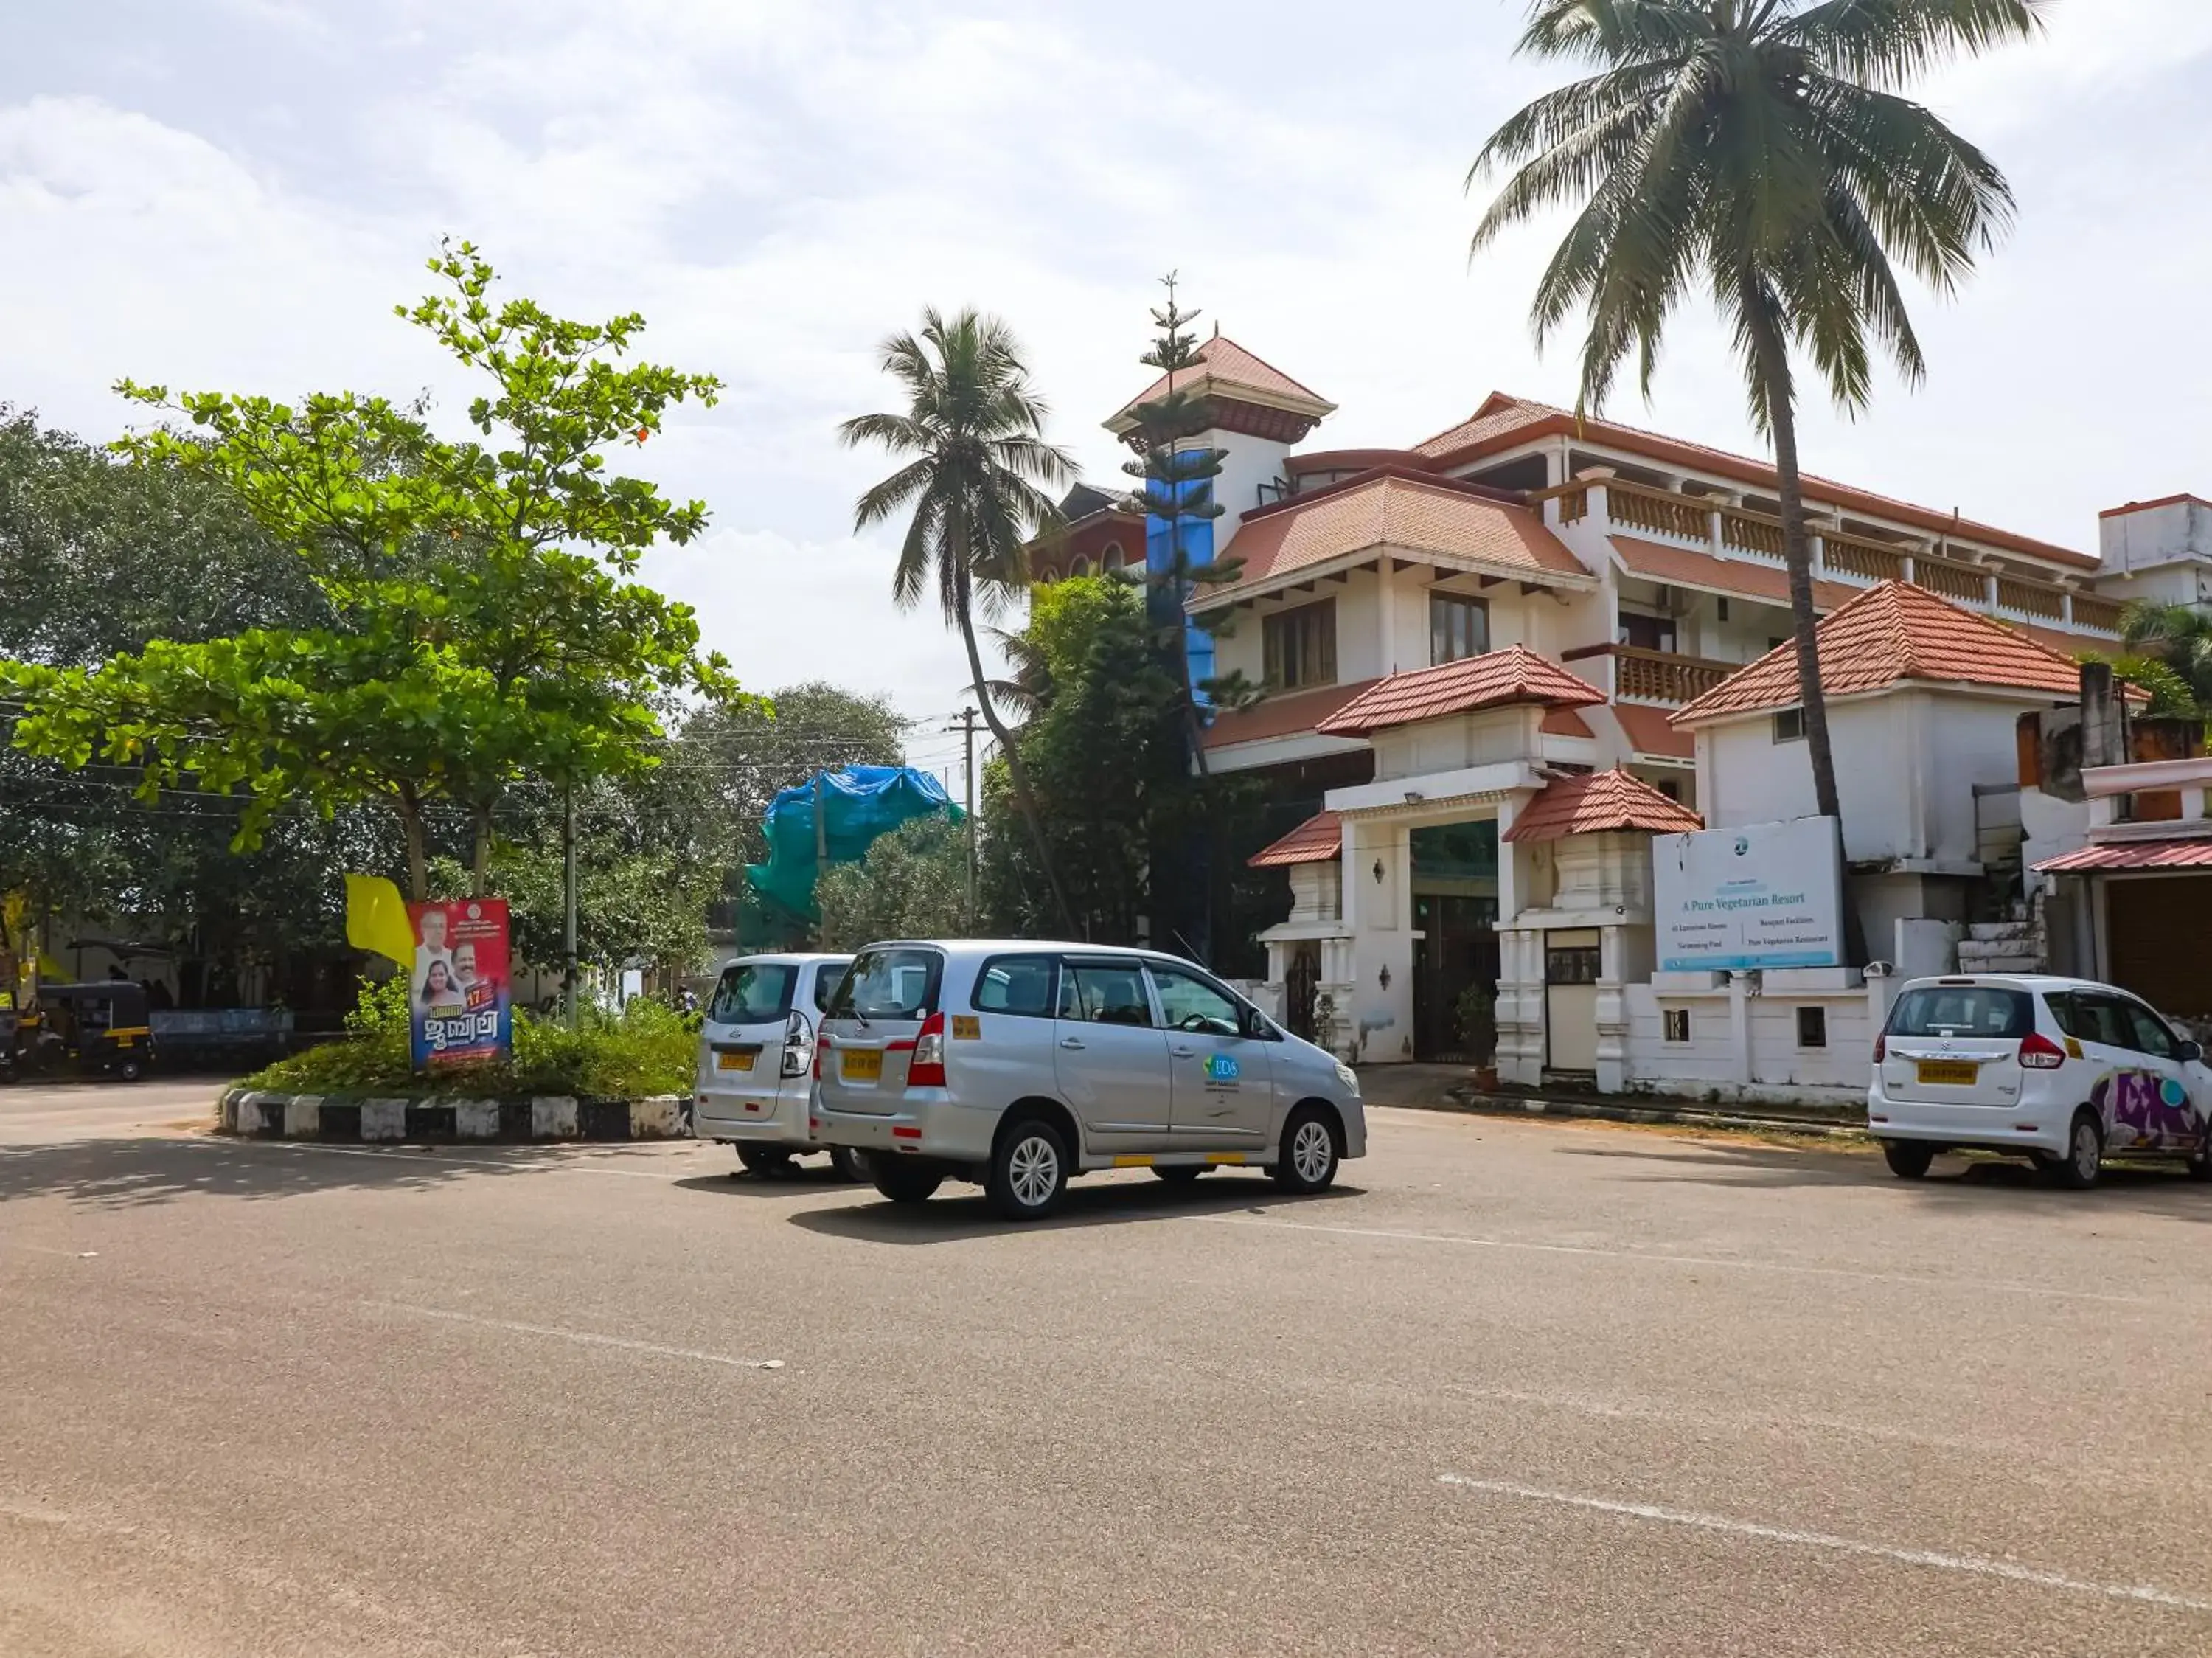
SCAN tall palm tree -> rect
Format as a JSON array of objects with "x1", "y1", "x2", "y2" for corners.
[
  {"x1": 1470, "y1": 0, "x2": 2045, "y2": 828},
  {"x1": 2118, "y1": 600, "x2": 2212, "y2": 715},
  {"x1": 841, "y1": 307, "x2": 1079, "y2": 934}
]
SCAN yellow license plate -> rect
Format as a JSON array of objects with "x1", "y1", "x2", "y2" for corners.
[
  {"x1": 715, "y1": 1050, "x2": 755, "y2": 1072},
  {"x1": 1916, "y1": 1060, "x2": 1980, "y2": 1086},
  {"x1": 841, "y1": 1049, "x2": 883, "y2": 1081}
]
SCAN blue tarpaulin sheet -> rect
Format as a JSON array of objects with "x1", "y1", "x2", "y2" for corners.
[{"x1": 744, "y1": 765, "x2": 961, "y2": 921}]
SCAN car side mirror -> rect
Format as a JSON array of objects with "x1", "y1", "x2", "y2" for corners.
[{"x1": 2180, "y1": 1041, "x2": 2205, "y2": 1064}]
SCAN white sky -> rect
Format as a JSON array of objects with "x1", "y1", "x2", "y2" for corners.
[{"x1": 7, "y1": 0, "x2": 2209, "y2": 785}]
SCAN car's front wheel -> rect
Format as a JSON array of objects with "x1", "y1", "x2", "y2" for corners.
[
  {"x1": 2045, "y1": 1110, "x2": 2104, "y2": 1190},
  {"x1": 2188, "y1": 1142, "x2": 2212, "y2": 1183},
  {"x1": 1881, "y1": 1140, "x2": 1935, "y2": 1180},
  {"x1": 987, "y1": 1116, "x2": 1070, "y2": 1221},
  {"x1": 828, "y1": 1145, "x2": 872, "y2": 1183},
  {"x1": 1273, "y1": 1106, "x2": 1341, "y2": 1194}
]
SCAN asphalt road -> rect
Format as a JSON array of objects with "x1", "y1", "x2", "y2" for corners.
[{"x1": 4, "y1": 1096, "x2": 2209, "y2": 1657}]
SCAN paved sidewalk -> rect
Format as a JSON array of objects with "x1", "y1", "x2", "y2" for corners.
[{"x1": 1357, "y1": 1063, "x2": 1866, "y2": 1137}]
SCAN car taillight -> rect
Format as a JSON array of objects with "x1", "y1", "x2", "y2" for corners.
[
  {"x1": 2018, "y1": 1031, "x2": 2066, "y2": 1069},
  {"x1": 812, "y1": 1039, "x2": 826, "y2": 1080},
  {"x1": 908, "y1": 1011, "x2": 947, "y2": 1088},
  {"x1": 1872, "y1": 1033, "x2": 1886, "y2": 1064},
  {"x1": 782, "y1": 1010, "x2": 813, "y2": 1078}
]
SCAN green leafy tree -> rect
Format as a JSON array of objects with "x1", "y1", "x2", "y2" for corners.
[
  {"x1": 1468, "y1": 0, "x2": 2045, "y2": 836},
  {"x1": 839, "y1": 306, "x2": 1079, "y2": 933},
  {"x1": 2114, "y1": 602, "x2": 2212, "y2": 715},
  {"x1": 815, "y1": 816, "x2": 971, "y2": 951},
  {"x1": 2, "y1": 243, "x2": 744, "y2": 901}
]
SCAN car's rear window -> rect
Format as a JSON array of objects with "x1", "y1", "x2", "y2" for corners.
[
  {"x1": 711, "y1": 962, "x2": 796, "y2": 1025},
  {"x1": 1886, "y1": 985, "x2": 2033, "y2": 1039},
  {"x1": 972, "y1": 955, "x2": 1057, "y2": 1019},
  {"x1": 828, "y1": 947, "x2": 942, "y2": 1021},
  {"x1": 811, "y1": 960, "x2": 852, "y2": 1014}
]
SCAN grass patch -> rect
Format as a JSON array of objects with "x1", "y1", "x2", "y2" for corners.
[{"x1": 243, "y1": 977, "x2": 696, "y2": 1099}]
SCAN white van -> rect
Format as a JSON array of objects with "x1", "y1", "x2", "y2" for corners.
[{"x1": 694, "y1": 953, "x2": 860, "y2": 1178}]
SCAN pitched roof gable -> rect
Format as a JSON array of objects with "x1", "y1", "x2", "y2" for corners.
[
  {"x1": 1503, "y1": 769, "x2": 1706, "y2": 844},
  {"x1": 1672, "y1": 580, "x2": 2090, "y2": 725},
  {"x1": 1110, "y1": 335, "x2": 1335, "y2": 427},
  {"x1": 1248, "y1": 810, "x2": 1343, "y2": 868},
  {"x1": 1316, "y1": 645, "x2": 1604, "y2": 738}
]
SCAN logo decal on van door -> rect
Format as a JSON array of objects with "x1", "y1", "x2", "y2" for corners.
[{"x1": 1203, "y1": 1054, "x2": 1241, "y2": 1087}]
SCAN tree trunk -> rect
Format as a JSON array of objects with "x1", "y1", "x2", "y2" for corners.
[
  {"x1": 470, "y1": 800, "x2": 495, "y2": 898},
  {"x1": 396, "y1": 787, "x2": 428, "y2": 902},
  {"x1": 953, "y1": 565, "x2": 1078, "y2": 937},
  {"x1": 1745, "y1": 291, "x2": 1867, "y2": 967}
]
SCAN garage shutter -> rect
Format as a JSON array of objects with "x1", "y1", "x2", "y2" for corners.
[{"x1": 2107, "y1": 878, "x2": 2212, "y2": 1019}]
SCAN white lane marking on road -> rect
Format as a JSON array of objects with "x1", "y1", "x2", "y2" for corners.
[
  {"x1": 1436, "y1": 1474, "x2": 2212, "y2": 1614},
  {"x1": 364, "y1": 1301, "x2": 784, "y2": 1370},
  {"x1": 1194, "y1": 1215, "x2": 2151, "y2": 1305},
  {"x1": 187, "y1": 1138, "x2": 675, "y2": 1178}
]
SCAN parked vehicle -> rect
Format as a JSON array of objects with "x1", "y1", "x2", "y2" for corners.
[
  {"x1": 812, "y1": 940, "x2": 1366, "y2": 1221},
  {"x1": 4, "y1": 982, "x2": 156, "y2": 1083},
  {"x1": 694, "y1": 953, "x2": 862, "y2": 1179},
  {"x1": 1868, "y1": 974, "x2": 2212, "y2": 1189}
]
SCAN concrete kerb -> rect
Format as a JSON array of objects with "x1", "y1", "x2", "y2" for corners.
[
  {"x1": 1435, "y1": 1090, "x2": 1867, "y2": 1138},
  {"x1": 218, "y1": 1087, "x2": 690, "y2": 1144}
]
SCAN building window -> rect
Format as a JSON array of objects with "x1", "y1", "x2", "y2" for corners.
[
  {"x1": 1717, "y1": 599, "x2": 1730, "y2": 621},
  {"x1": 1430, "y1": 592, "x2": 1490, "y2": 665},
  {"x1": 1264, "y1": 599, "x2": 1338, "y2": 690},
  {"x1": 1663, "y1": 1008, "x2": 1691, "y2": 1044},
  {"x1": 1618, "y1": 611, "x2": 1677, "y2": 653},
  {"x1": 1653, "y1": 776, "x2": 1683, "y2": 802},
  {"x1": 1102, "y1": 543, "x2": 1126, "y2": 575},
  {"x1": 1773, "y1": 706, "x2": 1805, "y2": 743},
  {"x1": 1070, "y1": 555, "x2": 1093, "y2": 578},
  {"x1": 1796, "y1": 1005, "x2": 1827, "y2": 1049}
]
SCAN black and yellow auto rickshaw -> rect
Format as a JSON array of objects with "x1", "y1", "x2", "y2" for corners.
[{"x1": 15, "y1": 982, "x2": 155, "y2": 1081}]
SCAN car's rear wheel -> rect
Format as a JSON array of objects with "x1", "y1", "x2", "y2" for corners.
[
  {"x1": 987, "y1": 1116, "x2": 1069, "y2": 1222},
  {"x1": 736, "y1": 1145, "x2": 793, "y2": 1178},
  {"x1": 1273, "y1": 1106, "x2": 1341, "y2": 1194},
  {"x1": 2046, "y1": 1110, "x2": 2104, "y2": 1190},
  {"x1": 1152, "y1": 1165, "x2": 1206, "y2": 1185},
  {"x1": 1881, "y1": 1141, "x2": 1935, "y2": 1180},
  {"x1": 870, "y1": 1162, "x2": 942, "y2": 1205},
  {"x1": 116, "y1": 1058, "x2": 143, "y2": 1083},
  {"x1": 2188, "y1": 1142, "x2": 2212, "y2": 1183},
  {"x1": 828, "y1": 1145, "x2": 872, "y2": 1183}
]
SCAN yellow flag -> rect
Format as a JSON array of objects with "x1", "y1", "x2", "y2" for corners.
[{"x1": 344, "y1": 875, "x2": 416, "y2": 968}]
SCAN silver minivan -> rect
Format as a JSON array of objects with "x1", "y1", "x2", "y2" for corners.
[
  {"x1": 695, "y1": 952, "x2": 863, "y2": 1179},
  {"x1": 811, "y1": 940, "x2": 1367, "y2": 1221}
]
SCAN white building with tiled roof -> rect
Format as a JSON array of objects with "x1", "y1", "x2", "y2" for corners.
[{"x1": 1046, "y1": 334, "x2": 2205, "y2": 1086}]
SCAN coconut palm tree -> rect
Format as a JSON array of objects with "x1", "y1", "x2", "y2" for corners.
[
  {"x1": 1470, "y1": 0, "x2": 2045, "y2": 828},
  {"x1": 841, "y1": 307, "x2": 1079, "y2": 934},
  {"x1": 2118, "y1": 600, "x2": 2212, "y2": 715}
]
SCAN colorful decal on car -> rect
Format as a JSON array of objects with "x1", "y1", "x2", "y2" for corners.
[
  {"x1": 1203, "y1": 1053, "x2": 1241, "y2": 1088},
  {"x1": 2092, "y1": 1068, "x2": 2202, "y2": 1151},
  {"x1": 950, "y1": 1015, "x2": 981, "y2": 1041}
]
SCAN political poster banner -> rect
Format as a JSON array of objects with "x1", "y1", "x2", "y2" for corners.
[{"x1": 406, "y1": 898, "x2": 513, "y2": 1068}]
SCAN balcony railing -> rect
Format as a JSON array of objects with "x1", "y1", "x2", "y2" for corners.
[
  {"x1": 1532, "y1": 476, "x2": 2119, "y2": 638},
  {"x1": 1563, "y1": 643, "x2": 1739, "y2": 706}
]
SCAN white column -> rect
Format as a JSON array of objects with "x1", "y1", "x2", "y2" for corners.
[
  {"x1": 1595, "y1": 925, "x2": 1629, "y2": 1095},
  {"x1": 1377, "y1": 558, "x2": 1400, "y2": 674}
]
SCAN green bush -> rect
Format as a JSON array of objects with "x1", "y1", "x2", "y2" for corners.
[{"x1": 242, "y1": 978, "x2": 698, "y2": 1099}]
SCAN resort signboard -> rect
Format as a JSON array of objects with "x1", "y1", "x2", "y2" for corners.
[{"x1": 1653, "y1": 817, "x2": 1845, "y2": 972}]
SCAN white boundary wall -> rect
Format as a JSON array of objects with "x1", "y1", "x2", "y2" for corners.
[{"x1": 1618, "y1": 968, "x2": 1902, "y2": 1107}]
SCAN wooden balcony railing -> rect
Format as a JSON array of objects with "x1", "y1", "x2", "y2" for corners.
[
  {"x1": 1529, "y1": 475, "x2": 2122, "y2": 637},
  {"x1": 1564, "y1": 643, "x2": 1739, "y2": 705}
]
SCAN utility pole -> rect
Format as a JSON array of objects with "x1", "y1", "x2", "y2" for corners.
[
  {"x1": 563, "y1": 777, "x2": 579, "y2": 1030},
  {"x1": 947, "y1": 707, "x2": 983, "y2": 929}
]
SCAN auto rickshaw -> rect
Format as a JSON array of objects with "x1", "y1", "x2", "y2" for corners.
[{"x1": 14, "y1": 982, "x2": 156, "y2": 1081}]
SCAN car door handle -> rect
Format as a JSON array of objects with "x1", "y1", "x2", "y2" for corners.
[
  {"x1": 1059, "y1": 1037, "x2": 1085, "y2": 1051},
  {"x1": 1171, "y1": 1045, "x2": 1197, "y2": 1058}
]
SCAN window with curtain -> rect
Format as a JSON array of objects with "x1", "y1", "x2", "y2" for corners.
[
  {"x1": 1429, "y1": 592, "x2": 1490, "y2": 665},
  {"x1": 1263, "y1": 599, "x2": 1337, "y2": 689}
]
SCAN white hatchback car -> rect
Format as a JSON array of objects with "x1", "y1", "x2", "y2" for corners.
[
  {"x1": 1868, "y1": 974, "x2": 2212, "y2": 1189},
  {"x1": 810, "y1": 940, "x2": 1367, "y2": 1221},
  {"x1": 694, "y1": 953, "x2": 863, "y2": 1179}
]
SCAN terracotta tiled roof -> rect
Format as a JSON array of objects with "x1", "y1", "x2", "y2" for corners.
[
  {"x1": 1610, "y1": 536, "x2": 1856, "y2": 613},
  {"x1": 1541, "y1": 707, "x2": 1595, "y2": 739},
  {"x1": 2036, "y1": 841, "x2": 2212, "y2": 873},
  {"x1": 1316, "y1": 645, "x2": 1604, "y2": 737},
  {"x1": 1248, "y1": 811, "x2": 1343, "y2": 868},
  {"x1": 1112, "y1": 336, "x2": 1335, "y2": 425},
  {"x1": 1202, "y1": 679, "x2": 1382, "y2": 751},
  {"x1": 1672, "y1": 580, "x2": 2090, "y2": 725},
  {"x1": 1412, "y1": 392, "x2": 2097, "y2": 570},
  {"x1": 1203, "y1": 471, "x2": 1589, "y2": 606},
  {"x1": 1611, "y1": 703, "x2": 1694, "y2": 760},
  {"x1": 1503, "y1": 768, "x2": 1705, "y2": 844}
]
